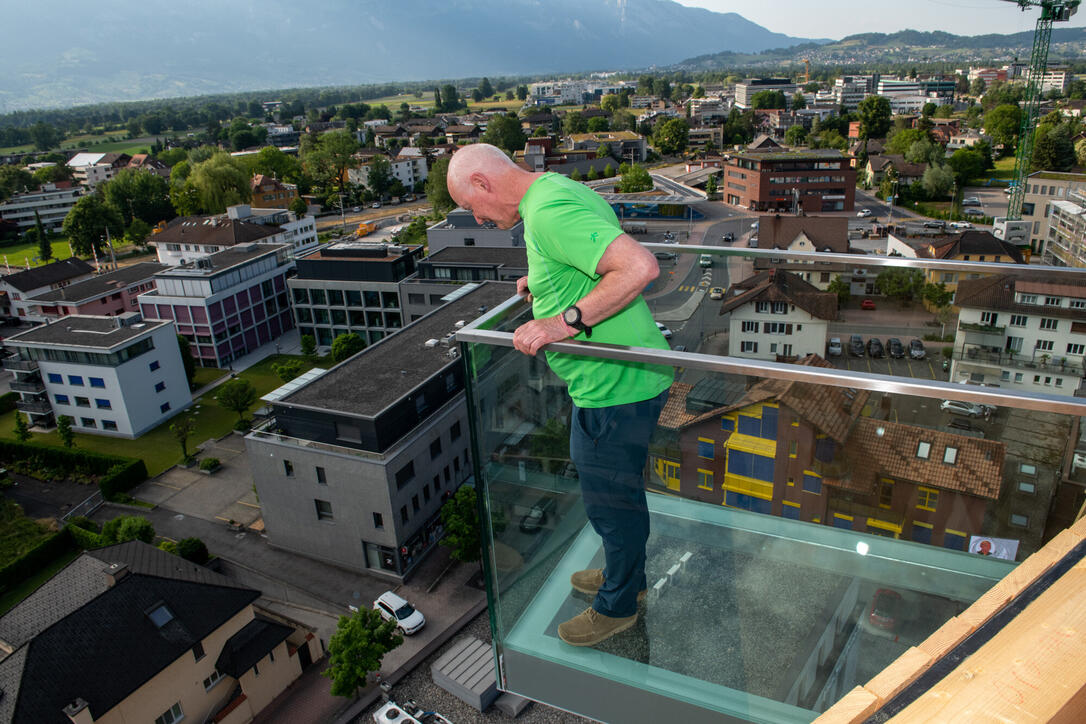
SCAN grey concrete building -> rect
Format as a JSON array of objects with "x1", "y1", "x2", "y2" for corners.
[
  {"x1": 245, "y1": 281, "x2": 515, "y2": 581},
  {"x1": 289, "y1": 241, "x2": 423, "y2": 350},
  {"x1": 400, "y1": 246, "x2": 528, "y2": 322},
  {"x1": 425, "y1": 209, "x2": 524, "y2": 254}
]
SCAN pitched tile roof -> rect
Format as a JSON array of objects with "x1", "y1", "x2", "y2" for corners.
[
  {"x1": 757, "y1": 215, "x2": 850, "y2": 253},
  {"x1": 833, "y1": 417, "x2": 1004, "y2": 499},
  {"x1": 0, "y1": 258, "x2": 94, "y2": 293},
  {"x1": 955, "y1": 274, "x2": 1086, "y2": 321},
  {"x1": 215, "y1": 615, "x2": 293, "y2": 678},
  {"x1": 719, "y1": 269, "x2": 838, "y2": 321},
  {"x1": 28, "y1": 262, "x2": 167, "y2": 304},
  {"x1": 870, "y1": 154, "x2": 926, "y2": 178},
  {"x1": 935, "y1": 230, "x2": 1026, "y2": 264},
  {"x1": 152, "y1": 215, "x2": 280, "y2": 248}
]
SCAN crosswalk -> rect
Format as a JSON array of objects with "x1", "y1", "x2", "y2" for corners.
[{"x1": 677, "y1": 285, "x2": 706, "y2": 293}]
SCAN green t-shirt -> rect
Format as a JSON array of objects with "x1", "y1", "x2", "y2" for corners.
[{"x1": 519, "y1": 173, "x2": 674, "y2": 408}]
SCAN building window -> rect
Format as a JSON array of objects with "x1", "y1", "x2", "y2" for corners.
[
  {"x1": 95, "y1": 399, "x2": 111, "y2": 409},
  {"x1": 395, "y1": 461, "x2": 415, "y2": 489},
  {"x1": 1040, "y1": 318, "x2": 1059, "y2": 330},
  {"x1": 160, "y1": 402, "x2": 171, "y2": 413},
  {"x1": 401, "y1": 506, "x2": 409, "y2": 524},
  {"x1": 879, "y1": 479, "x2": 894, "y2": 507},
  {"x1": 1009, "y1": 314, "x2": 1027, "y2": 327},
  {"x1": 423, "y1": 483, "x2": 431, "y2": 502},
  {"x1": 316, "y1": 466, "x2": 327, "y2": 485},
  {"x1": 450, "y1": 421, "x2": 461, "y2": 441},
  {"x1": 149, "y1": 359, "x2": 160, "y2": 371},
  {"x1": 47, "y1": 373, "x2": 62, "y2": 384},
  {"x1": 430, "y1": 438, "x2": 442, "y2": 459},
  {"x1": 1010, "y1": 513, "x2": 1029, "y2": 528},
  {"x1": 89, "y1": 377, "x2": 105, "y2": 388},
  {"x1": 1036, "y1": 339, "x2": 1054, "y2": 352},
  {"x1": 802, "y1": 474, "x2": 822, "y2": 495},
  {"x1": 916, "y1": 441, "x2": 931, "y2": 459},
  {"x1": 203, "y1": 669, "x2": 225, "y2": 691},
  {"x1": 980, "y1": 311, "x2": 998, "y2": 324},
  {"x1": 315, "y1": 499, "x2": 334, "y2": 521},
  {"x1": 740, "y1": 341, "x2": 758, "y2": 353},
  {"x1": 81, "y1": 418, "x2": 96, "y2": 428},
  {"x1": 697, "y1": 469, "x2": 713, "y2": 490},
  {"x1": 335, "y1": 422, "x2": 362, "y2": 443},
  {"x1": 1020, "y1": 463, "x2": 1037, "y2": 476},
  {"x1": 154, "y1": 702, "x2": 184, "y2": 724},
  {"x1": 697, "y1": 438, "x2": 714, "y2": 460},
  {"x1": 1018, "y1": 481, "x2": 1036, "y2": 494},
  {"x1": 284, "y1": 460, "x2": 294, "y2": 477},
  {"x1": 917, "y1": 486, "x2": 939, "y2": 511},
  {"x1": 154, "y1": 381, "x2": 166, "y2": 392},
  {"x1": 55, "y1": 394, "x2": 69, "y2": 405},
  {"x1": 102, "y1": 420, "x2": 117, "y2": 431},
  {"x1": 68, "y1": 375, "x2": 83, "y2": 386},
  {"x1": 1068, "y1": 343, "x2": 1085, "y2": 355},
  {"x1": 1045, "y1": 296, "x2": 1061, "y2": 306},
  {"x1": 75, "y1": 396, "x2": 90, "y2": 407},
  {"x1": 373, "y1": 512, "x2": 384, "y2": 529},
  {"x1": 741, "y1": 321, "x2": 759, "y2": 333},
  {"x1": 412, "y1": 494, "x2": 420, "y2": 512},
  {"x1": 193, "y1": 642, "x2": 205, "y2": 661}
]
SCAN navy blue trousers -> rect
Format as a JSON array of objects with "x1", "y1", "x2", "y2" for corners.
[{"x1": 569, "y1": 389, "x2": 668, "y2": 618}]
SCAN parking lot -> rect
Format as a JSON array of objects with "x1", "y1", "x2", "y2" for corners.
[{"x1": 829, "y1": 351, "x2": 948, "y2": 381}]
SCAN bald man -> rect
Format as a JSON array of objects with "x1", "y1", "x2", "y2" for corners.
[{"x1": 448, "y1": 144, "x2": 673, "y2": 646}]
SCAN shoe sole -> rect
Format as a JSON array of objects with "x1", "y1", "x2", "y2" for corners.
[
  {"x1": 571, "y1": 580, "x2": 647, "y2": 602},
  {"x1": 558, "y1": 616, "x2": 637, "y2": 647}
]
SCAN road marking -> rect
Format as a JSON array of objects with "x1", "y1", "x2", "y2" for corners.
[{"x1": 237, "y1": 500, "x2": 261, "y2": 509}]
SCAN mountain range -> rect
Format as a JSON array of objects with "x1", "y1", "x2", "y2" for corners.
[{"x1": 0, "y1": 0, "x2": 818, "y2": 112}]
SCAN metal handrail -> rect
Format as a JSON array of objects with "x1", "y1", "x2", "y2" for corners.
[{"x1": 457, "y1": 298, "x2": 1086, "y2": 417}]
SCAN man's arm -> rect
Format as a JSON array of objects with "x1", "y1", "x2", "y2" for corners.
[{"x1": 512, "y1": 234, "x2": 659, "y2": 356}]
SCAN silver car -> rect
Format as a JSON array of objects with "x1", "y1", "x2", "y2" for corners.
[{"x1": 940, "y1": 399, "x2": 994, "y2": 418}]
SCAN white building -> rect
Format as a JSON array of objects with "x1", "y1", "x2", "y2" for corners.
[
  {"x1": 0, "y1": 183, "x2": 83, "y2": 232},
  {"x1": 66, "y1": 152, "x2": 130, "y2": 189},
  {"x1": 150, "y1": 205, "x2": 317, "y2": 266},
  {"x1": 1025, "y1": 175, "x2": 1086, "y2": 263},
  {"x1": 719, "y1": 269, "x2": 837, "y2": 361},
  {"x1": 0, "y1": 257, "x2": 95, "y2": 322},
  {"x1": 3, "y1": 313, "x2": 190, "y2": 435},
  {"x1": 347, "y1": 155, "x2": 429, "y2": 193},
  {"x1": 951, "y1": 273, "x2": 1086, "y2": 396},
  {"x1": 887, "y1": 95, "x2": 949, "y2": 115},
  {"x1": 1040, "y1": 67, "x2": 1071, "y2": 95},
  {"x1": 735, "y1": 79, "x2": 798, "y2": 109}
]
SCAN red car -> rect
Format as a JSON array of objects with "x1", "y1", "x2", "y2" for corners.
[
  {"x1": 869, "y1": 588, "x2": 903, "y2": 630},
  {"x1": 861, "y1": 299, "x2": 876, "y2": 310}
]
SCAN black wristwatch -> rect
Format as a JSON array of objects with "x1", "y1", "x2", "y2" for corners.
[{"x1": 562, "y1": 305, "x2": 592, "y2": 338}]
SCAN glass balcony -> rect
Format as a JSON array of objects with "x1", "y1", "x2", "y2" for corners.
[
  {"x1": 457, "y1": 244, "x2": 1086, "y2": 723},
  {"x1": 2, "y1": 357, "x2": 38, "y2": 372}
]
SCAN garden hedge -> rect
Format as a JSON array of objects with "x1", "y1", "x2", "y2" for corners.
[
  {"x1": 0, "y1": 528, "x2": 75, "y2": 593},
  {"x1": 0, "y1": 440, "x2": 147, "y2": 501}
]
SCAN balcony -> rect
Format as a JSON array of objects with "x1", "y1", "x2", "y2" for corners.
[
  {"x1": 2, "y1": 357, "x2": 38, "y2": 373},
  {"x1": 16, "y1": 398, "x2": 53, "y2": 415},
  {"x1": 247, "y1": 418, "x2": 382, "y2": 461},
  {"x1": 457, "y1": 244, "x2": 1086, "y2": 723},
  {"x1": 957, "y1": 344, "x2": 1086, "y2": 376}
]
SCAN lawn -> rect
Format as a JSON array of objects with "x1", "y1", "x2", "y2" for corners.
[
  {"x1": 0, "y1": 548, "x2": 79, "y2": 615},
  {"x1": 0, "y1": 354, "x2": 330, "y2": 477},
  {"x1": 0, "y1": 498, "x2": 55, "y2": 568},
  {"x1": 191, "y1": 366, "x2": 229, "y2": 389},
  {"x1": 0, "y1": 239, "x2": 75, "y2": 269}
]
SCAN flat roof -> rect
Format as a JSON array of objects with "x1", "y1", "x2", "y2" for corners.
[
  {"x1": 29, "y1": 263, "x2": 168, "y2": 304},
  {"x1": 156, "y1": 244, "x2": 287, "y2": 277},
  {"x1": 6, "y1": 315, "x2": 170, "y2": 350},
  {"x1": 424, "y1": 246, "x2": 528, "y2": 266},
  {"x1": 282, "y1": 281, "x2": 515, "y2": 417},
  {"x1": 731, "y1": 149, "x2": 848, "y2": 161}
]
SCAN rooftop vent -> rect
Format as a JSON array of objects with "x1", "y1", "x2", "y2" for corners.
[
  {"x1": 104, "y1": 562, "x2": 129, "y2": 587},
  {"x1": 454, "y1": 320, "x2": 466, "y2": 329},
  {"x1": 425, "y1": 339, "x2": 440, "y2": 348}
]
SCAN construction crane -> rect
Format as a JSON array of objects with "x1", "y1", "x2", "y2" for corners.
[
  {"x1": 802, "y1": 58, "x2": 811, "y2": 85},
  {"x1": 1000, "y1": 0, "x2": 1079, "y2": 240}
]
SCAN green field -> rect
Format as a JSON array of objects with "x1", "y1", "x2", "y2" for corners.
[
  {"x1": 0, "y1": 132, "x2": 163, "y2": 156},
  {"x1": 0, "y1": 354, "x2": 329, "y2": 476},
  {"x1": 0, "y1": 239, "x2": 75, "y2": 269}
]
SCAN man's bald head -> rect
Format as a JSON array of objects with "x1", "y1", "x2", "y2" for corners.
[{"x1": 446, "y1": 143, "x2": 537, "y2": 229}]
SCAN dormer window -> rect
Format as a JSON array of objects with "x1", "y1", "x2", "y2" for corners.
[
  {"x1": 146, "y1": 603, "x2": 175, "y2": 628},
  {"x1": 943, "y1": 446, "x2": 958, "y2": 465},
  {"x1": 916, "y1": 441, "x2": 931, "y2": 459}
]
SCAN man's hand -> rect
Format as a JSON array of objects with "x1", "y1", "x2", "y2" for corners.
[
  {"x1": 516, "y1": 275, "x2": 533, "y2": 304},
  {"x1": 513, "y1": 315, "x2": 574, "y2": 356}
]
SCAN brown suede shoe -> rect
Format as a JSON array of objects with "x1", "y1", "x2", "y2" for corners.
[
  {"x1": 558, "y1": 607, "x2": 637, "y2": 646},
  {"x1": 570, "y1": 568, "x2": 647, "y2": 601}
]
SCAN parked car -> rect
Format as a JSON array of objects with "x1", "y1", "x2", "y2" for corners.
[
  {"x1": 520, "y1": 499, "x2": 554, "y2": 533},
  {"x1": 869, "y1": 588, "x2": 903, "y2": 631},
  {"x1": 887, "y1": 338, "x2": 905, "y2": 359},
  {"x1": 849, "y1": 334, "x2": 865, "y2": 357},
  {"x1": 1004, "y1": 185, "x2": 1018, "y2": 196},
  {"x1": 722, "y1": 232, "x2": 735, "y2": 242},
  {"x1": 949, "y1": 221, "x2": 974, "y2": 230},
  {"x1": 940, "y1": 399, "x2": 993, "y2": 418},
  {"x1": 749, "y1": 236, "x2": 759, "y2": 248},
  {"x1": 963, "y1": 207, "x2": 985, "y2": 217},
  {"x1": 699, "y1": 254, "x2": 713, "y2": 268},
  {"x1": 827, "y1": 337, "x2": 843, "y2": 356},
  {"x1": 909, "y1": 338, "x2": 927, "y2": 360},
  {"x1": 352, "y1": 206, "x2": 361, "y2": 212},
  {"x1": 709, "y1": 287, "x2": 725, "y2": 300},
  {"x1": 1073, "y1": 453, "x2": 1086, "y2": 473},
  {"x1": 374, "y1": 591, "x2": 426, "y2": 635},
  {"x1": 857, "y1": 208, "x2": 872, "y2": 218},
  {"x1": 751, "y1": 221, "x2": 759, "y2": 230},
  {"x1": 923, "y1": 220, "x2": 946, "y2": 229},
  {"x1": 653, "y1": 251, "x2": 678, "y2": 262},
  {"x1": 371, "y1": 202, "x2": 382, "y2": 208},
  {"x1": 656, "y1": 322, "x2": 673, "y2": 339},
  {"x1": 962, "y1": 197, "x2": 982, "y2": 206},
  {"x1": 861, "y1": 299, "x2": 876, "y2": 310},
  {"x1": 867, "y1": 337, "x2": 885, "y2": 357}
]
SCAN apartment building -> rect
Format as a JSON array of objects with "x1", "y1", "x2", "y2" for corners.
[
  {"x1": 0, "y1": 182, "x2": 82, "y2": 232},
  {"x1": 3, "y1": 313, "x2": 190, "y2": 435},
  {"x1": 735, "y1": 78, "x2": 798, "y2": 109},
  {"x1": 139, "y1": 245, "x2": 294, "y2": 368},
  {"x1": 1022, "y1": 173, "x2": 1086, "y2": 261},
  {"x1": 0, "y1": 541, "x2": 321, "y2": 724},
  {"x1": 0, "y1": 257, "x2": 95, "y2": 322},
  {"x1": 426, "y1": 208, "x2": 525, "y2": 254},
  {"x1": 750, "y1": 215, "x2": 853, "y2": 290},
  {"x1": 289, "y1": 241, "x2": 422, "y2": 350},
  {"x1": 833, "y1": 76, "x2": 875, "y2": 111},
  {"x1": 400, "y1": 246, "x2": 528, "y2": 321},
  {"x1": 66, "y1": 152, "x2": 131, "y2": 189},
  {"x1": 951, "y1": 273, "x2": 1086, "y2": 396},
  {"x1": 245, "y1": 282, "x2": 514, "y2": 581},
  {"x1": 563, "y1": 131, "x2": 647, "y2": 164},
  {"x1": 26, "y1": 262, "x2": 165, "y2": 322},
  {"x1": 151, "y1": 205, "x2": 317, "y2": 266},
  {"x1": 721, "y1": 269, "x2": 837, "y2": 361},
  {"x1": 346, "y1": 154, "x2": 429, "y2": 193},
  {"x1": 723, "y1": 147, "x2": 856, "y2": 213},
  {"x1": 250, "y1": 174, "x2": 299, "y2": 209}
]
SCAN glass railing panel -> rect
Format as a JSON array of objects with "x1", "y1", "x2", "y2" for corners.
[{"x1": 458, "y1": 251, "x2": 1086, "y2": 722}]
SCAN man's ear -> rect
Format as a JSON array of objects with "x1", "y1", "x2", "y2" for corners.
[{"x1": 470, "y1": 171, "x2": 490, "y2": 193}]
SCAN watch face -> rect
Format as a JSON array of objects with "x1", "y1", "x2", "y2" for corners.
[{"x1": 563, "y1": 307, "x2": 579, "y2": 325}]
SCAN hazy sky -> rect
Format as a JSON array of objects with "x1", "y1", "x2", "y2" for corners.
[{"x1": 672, "y1": 0, "x2": 1086, "y2": 40}]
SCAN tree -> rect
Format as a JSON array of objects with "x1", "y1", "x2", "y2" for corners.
[
  {"x1": 479, "y1": 77, "x2": 494, "y2": 98},
  {"x1": 216, "y1": 378, "x2": 258, "y2": 422},
  {"x1": 170, "y1": 414, "x2": 198, "y2": 462},
  {"x1": 516, "y1": 85, "x2": 529, "y2": 101},
  {"x1": 933, "y1": 105, "x2": 955, "y2": 119},
  {"x1": 12, "y1": 412, "x2": 30, "y2": 443},
  {"x1": 424, "y1": 157, "x2": 455, "y2": 215},
  {"x1": 827, "y1": 275, "x2": 851, "y2": 305},
  {"x1": 603, "y1": 163, "x2": 615, "y2": 178},
  {"x1": 103, "y1": 168, "x2": 174, "y2": 226},
  {"x1": 101, "y1": 515, "x2": 155, "y2": 544},
  {"x1": 705, "y1": 174, "x2": 717, "y2": 194},
  {"x1": 0, "y1": 165, "x2": 34, "y2": 202},
  {"x1": 885, "y1": 128, "x2": 930, "y2": 155},
  {"x1": 440, "y1": 84, "x2": 462, "y2": 112},
  {"x1": 562, "y1": 112, "x2": 588, "y2": 136},
  {"x1": 300, "y1": 334, "x2": 317, "y2": 360},
  {"x1": 569, "y1": 167, "x2": 582, "y2": 182},
  {"x1": 922, "y1": 102, "x2": 938, "y2": 118},
  {"x1": 874, "y1": 268, "x2": 925, "y2": 303},
  {"x1": 440, "y1": 485, "x2": 481, "y2": 563},
  {"x1": 1076, "y1": 139, "x2": 1086, "y2": 168},
  {"x1": 905, "y1": 138, "x2": 936, "y2": 165},
  {"x1": 586, "y1": 116, "x2": 609, "y2": 133},
  {"x1": 481, "y1": 113, "x2": 527, "y2": 154},
  {"x1": 857, "y1": 96, "x2": 892, "y2": 141},
  {"x1": 56, "y1": 415, "x2": 75, "y2": 448},
  {"x1": 304, "y1": 131, "x2": 359, "y2": 192},
  {"x1": 921, "y1": 164, "x2": 955, "y2": 199},
  {"x1": 784, "y1": 125, "x2": 808, "y2": 146},
  {"x1": 243, "y1": 146, "x2": 303, "y2": 184},
  {"x1": 791, "y1": 92, "x2": 807, "y2": 111},
  {"x1": 29, "y1": 122, "x2": 61, "y2": 151},
  {"x1": 750, "y1": 90, "x2": 787, "y2": 109},
  {"x1": 652, "y1": 118, "x2": 689, "y2": 155},
  {"x1": 63, "y1": 194, "x2": 124, "y2": 257},
  {"x1": 34, "y1": 210, "x2": 52, "y2": 262},
  {"x1": 290, "y1": 197, "x2": 308, "y2": 217},
  {"x1": 616, "y1": 163, "x2": 652, "y2": 193},
  {"x1": 947, "y1": 149, "x2": 986, "y2": 185},
  {"x1": 323, "y1": 607, "x2": 403, "y2": 698},
  {"x1": 364, "y1": 155, "x2": 393, "y2": 198},
  {"x1": 600, "y1": 94, "x2": 620, "y2": 113},
  {"x1": 182, "y1": 152, "x2": 251, "y2": 214},
  {"x1": 970, "y1": 78, "x2": 987, "y2": 97},
  {"x1": 273, "y1": 359, "x2": 306, "y2": 382},
  {"x1": 331, "y1": 333, "x2": 365, "y2": 362},
  {"x1": 1032, "y1": 123, "x2": 1076, "y2": 172},
  {"x1": 176, "y1": 537, "x2": 209, "y2": 564},
  {"x1": 177, "y1": 334, "x2": 196, "y2": 387},
  {"x1": 125, "y1": 218, "x2": 153, "y2": 248},
  {"x1": 923, "y1": 281, "x2": 953, "y2": 310},
  {"x1": 984, "y1": 104, "x2": 1022, "y2": 150}
]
